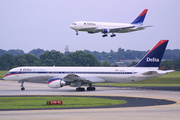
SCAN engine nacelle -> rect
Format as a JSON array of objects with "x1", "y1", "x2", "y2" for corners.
[
  {"x1": 48, "y1": 78, "x2": 66, "y2": 88},
  {"x1": 102, "y1": 28, "x2": 110, "y2": 33}
]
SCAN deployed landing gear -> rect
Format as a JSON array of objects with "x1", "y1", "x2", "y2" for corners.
[
  {"x1": 75, "y1": 80, "x2": 85, "y2": 91},
  {"x1": 76, "y1": 87, "x2": 85, "y2": 91},
  {"x1": 111, "y1": 34, "x2": 116, "y2": 37},
  {"x1": 102, "y1": 34, "x2": 108, "y2": 37},
  {"x1": 76, "y1": 31, "x2": 78, "y2": 35},
  {"x1": 87, "y1": 87, "x2": 95, "y2": 91},
  {"x1": 20, "y1": 81, "x2": 25, "y2": 91},
  {"x1": 87, "y1": 83, "x2": 96, "y2": 91}
]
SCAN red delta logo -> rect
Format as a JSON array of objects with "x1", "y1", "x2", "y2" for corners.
[{"x1": 146, "y1": 57, "x2": 159, "y2": 62}]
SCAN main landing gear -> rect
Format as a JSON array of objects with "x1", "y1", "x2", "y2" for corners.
[
  {"x1": 75, "y1": 81, "x2": 96, "y2": 91},
  {"x1": 102, "y1": 34, "x2": 116, "y2": 37},
  {"x1": 76, "y1": 87, "x2": 85, "y2": 91},
  {"x1": 87, "y1": 86, "x2": 95, "y2": 91},
  {"x1": 87, "y1": 83, "x2": 95, "y2": 91},
  {"x1": 102, "y1": 34, "x2": 108, "y2": 37},
  {"x1": 75, "y1": 86, "x2": 96, "y2": 91},
  {"x1": 111, "y1": 34, "x2": 116, "y2": 37}
]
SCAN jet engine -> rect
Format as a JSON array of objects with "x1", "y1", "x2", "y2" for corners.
[
  {"x1": 102, "y1": 29, "x2": 110, "y2": 33},
  {"x1": 48, "y1": 78, "x2": 66, "y2": 88}
]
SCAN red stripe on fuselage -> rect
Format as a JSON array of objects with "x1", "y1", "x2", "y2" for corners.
[{"x1": 3, "y1": 73, "x2": 24, "y2": 79}]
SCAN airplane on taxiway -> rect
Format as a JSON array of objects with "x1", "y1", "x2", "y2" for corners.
[
  {"x1": 70, "y1": 9, "x2": 152, "y2": 37},
  {"x1": 3, "y1": 40, "x2": 173, "y2": 91}
]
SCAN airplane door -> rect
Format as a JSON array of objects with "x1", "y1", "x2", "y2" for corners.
[
  {"x1": 46, "y1": 71, "x2": 49, "y2": 77},
  {"x1": 132, "y1": 69, "x2": 135, "y2": 77},
  {"x1": 15, "y1": 71, "x2": 19, "y2": 77}
]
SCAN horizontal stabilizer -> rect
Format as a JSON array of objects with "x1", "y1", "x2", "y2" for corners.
[
  {"x1": 142, "y1": 71, "x2": 158, "y2": 75},
  {"x1": 142, "y1": 25, "x2": 153, "y2": 28}
]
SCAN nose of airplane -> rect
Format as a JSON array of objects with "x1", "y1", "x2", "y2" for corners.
[
  {"x1": 3, "y1": 75, "x2": 7, "y2": 80},
  {"x1": 70, "y1": 24, "x2": 73, "y2": 29}
]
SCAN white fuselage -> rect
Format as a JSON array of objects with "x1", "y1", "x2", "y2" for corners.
[
  {"x1": 70, "y1": 21, "x2": 144, "y2": 34},
  {"x1": 3, "y1": 66, "x2": 165, "y2": 84}
]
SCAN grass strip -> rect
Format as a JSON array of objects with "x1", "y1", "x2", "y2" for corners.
[
  {"x1": 0, "y1": 71, "x2": 7, "y2": 79},
  {"x1": 0, "y1": 96, "x2": 126, "y2": 109}
]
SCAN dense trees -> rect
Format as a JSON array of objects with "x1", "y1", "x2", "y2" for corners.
[
  {"x1": 0, "y1": 48, "x2": 180, "y2": 70},
  {"x1": 0, "y1": 51, "x2": 101, "y2": 70},
  {"x1": 1, "y1": 48, "x2": 180, "y2": 61},
  {"x1": 160, "y1": 59, "x2": 180, "y2": 70}
]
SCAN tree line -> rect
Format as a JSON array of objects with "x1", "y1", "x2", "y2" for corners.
[
  {"x1": 0, "y1": 48, "x2": 180, "y2": 70},
  {"x1": 1, "y1": 48, "x2": 180, "y2": 62},
  {"x1": 84, "y1": 48, "x2": 180, "y2": 64},
  {"x1": 0, "y1": 50, "x2": 180, "y2": 70},
  {"x1": 0, "y1": 51, "x2": 111, "y2": 70}
]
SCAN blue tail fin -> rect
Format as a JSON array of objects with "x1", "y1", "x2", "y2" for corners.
[
  {"x1": 135, "y1": 40, "x2": 169, "y2": 67},
  {"x1": 131, "y1": 9, "x2": 148, "y2": 24}
]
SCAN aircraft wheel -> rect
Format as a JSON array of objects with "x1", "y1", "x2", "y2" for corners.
[
  {"x1": 21, "y1": 87, "x2": 25, "y2": 91},
  {"x1": 111, "y1": 34, "x2": 116, "y2": 37},
  {"x1": 87, "y1": 87, "x2": 96, "y2": 91},
  {"x1": 76, "y1": 87, "x2": 85, "y2": 91},
  {"x1": 76, "y1": 31, "x2": 78, "y2": 35},
  {"x1": 102, "y1": 34, "x2": 108, "y2": 37}
]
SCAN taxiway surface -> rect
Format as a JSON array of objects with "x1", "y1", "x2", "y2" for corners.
[{"x1": 0, "y1": 80, "x2": 180, "y2": 120}]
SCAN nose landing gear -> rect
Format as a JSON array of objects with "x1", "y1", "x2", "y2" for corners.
[
  {"x1": 76, "y1": 31, "x2": 78, "y2": 35},
  {"x1": 19, "y1": 81, "x2": 25, "y2": 90}
]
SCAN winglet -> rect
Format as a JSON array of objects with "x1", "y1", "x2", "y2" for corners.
[
  {"x1": 131, "y1": 9, "x2": 148, "y2": 24},
  {"x1": 135, "y1": 40, "x2": 169, "y2": 67}
]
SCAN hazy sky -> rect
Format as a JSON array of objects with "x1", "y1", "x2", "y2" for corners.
[{"x1": 0, "y1": 0, "x2": 179, "y2": 53}]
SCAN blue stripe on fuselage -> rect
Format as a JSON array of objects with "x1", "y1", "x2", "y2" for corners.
[{"x1": 4, "y1": 71, "x2": 136, "y2": 76}]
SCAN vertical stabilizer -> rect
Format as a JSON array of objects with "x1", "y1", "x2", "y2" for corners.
[
  {"x1": 131, "y1": 9, "x2": 148, "y2": 24},
  {"x1": 135, "y1": 40, "x2": 168, "y2": 67}
]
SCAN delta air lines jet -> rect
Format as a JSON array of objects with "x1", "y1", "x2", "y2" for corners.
[
  {"x1": 3, "y1": 40, "x2": 173, "y2": 91},
  {"x1": 70, "y1": 9, "x2": 152, "y2": 37}
]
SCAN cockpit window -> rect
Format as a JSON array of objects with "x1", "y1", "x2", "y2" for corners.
[{"x1": 72, "y1": 23, "x2": 76, "y2": 25}]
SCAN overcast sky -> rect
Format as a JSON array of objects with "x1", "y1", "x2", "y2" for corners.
[{"x1": 0, "y1": 0, "x2": 179, "y2": 53}]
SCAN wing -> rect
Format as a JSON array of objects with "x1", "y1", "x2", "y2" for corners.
[
  {"x1": 62, "y1": 74, "x2": 105, "y2": 84},
  {"x1": 95, "y1": 26, "x2": 135, "y2": 33},
  {"x1": 142, "y1": 71, "x2": 158, "y2": 75},
  {"x1": 109, "y1": 26, "x2": 135, "y2": 32},
  {"x1": 80, "y1": 26, "x2": 136, "y2": 33}
]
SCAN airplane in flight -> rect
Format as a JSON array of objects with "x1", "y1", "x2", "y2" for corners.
[
  {"x1": 3, "y1": 40, "x2": 173, "y2": 91},
  {"x1": 70, "y1": 9, "x2": 152, "y2": 37}
]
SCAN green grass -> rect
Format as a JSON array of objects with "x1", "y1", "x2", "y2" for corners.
[
  {"x1": 0, "y1": 71, "x2": 7, "y2": 79},
  {"x1": 0, "y1": 96, "x2": 126, "y2": 109},
  {"x1": 94, "y1": 71, "x2": 180, "y2": 87}
]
